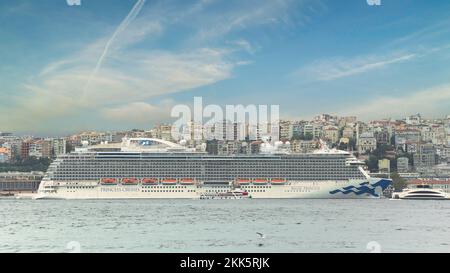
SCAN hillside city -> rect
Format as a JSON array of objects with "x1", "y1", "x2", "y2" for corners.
[{"x1": 2, "y1": 113, "x2": 450, "y2": 193}]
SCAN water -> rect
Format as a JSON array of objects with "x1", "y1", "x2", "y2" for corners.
[{"x1": 1, "y1": 198, "x2": 449, "y2": 253}]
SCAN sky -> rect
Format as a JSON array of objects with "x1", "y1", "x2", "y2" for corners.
[{"x1": 1, "y1": 0, "x2": 450, "y2": 135}]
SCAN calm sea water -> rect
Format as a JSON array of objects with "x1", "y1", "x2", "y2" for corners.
[{"x1": 0, "y1": 198, "x2": 449, "y2": 253}]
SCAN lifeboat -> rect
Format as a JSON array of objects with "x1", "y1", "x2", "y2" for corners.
[
  {"x1": 253, "y1": 179, "x2": 268, "y2": 185},
  {"x1": 180, "y1": 179, "x2": 195, "y2": 185},
  {"x1": 271, "y1": 178, "x2": 286, "y2": 185},
  {"x1": 122, "y1": 178, "x2": 138, "y2": 185},
  {"x1": 101, "y1": 178, "x2": 117, "y2": 185},
  {"x1": 162, "y1": 179, "x2": 178, "y2": 185},
  {"x1": 237, "y1": 179, "x2": 251, "y2": 185},
  {"x1": 142, "y1": 178, "x2": 158, "y2": 185}
]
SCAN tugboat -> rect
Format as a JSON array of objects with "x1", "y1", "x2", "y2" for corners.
[
  {"x1": 200, "y1": 189, "x2": 251, "y2": 200},
  {"x1": 392, "y1": 184, "x2": 449, "y2": 200}
]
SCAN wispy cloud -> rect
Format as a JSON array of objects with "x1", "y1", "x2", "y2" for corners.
[
  {"x1": 387, "y1": 18, "x2": 450, "y2": 48},
  {"x1": 291, "y1": 52, "x2": 417, "y2": 82},
  {"x1": 2, "y1": 0, "x2": 289, "y2": 133},
  {"x1": 83, "y1": 0, "x2": 147, "y2": 97},
  {"x1": 338, "y1": 84, "x2": 450, "y2": 120},
  {"x1": 227, "y1": 39, "x2": 257, "y2": 54},
  {"x1": 190, "y1": 0, "x2": 312, "y2": 42},
  {"x1": 100, "y1": 100, "x2": 175, "y2": 125}
]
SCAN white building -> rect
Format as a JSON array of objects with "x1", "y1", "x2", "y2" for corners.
[
  {"x1": 52, "y1": 138, "x2": 66, "y2": 157},
  {"x1": 357, "y1": 132, "x2": 377, "y2": 154},
  {"x1": 397, "y1": 157, "x2": 409, "y2": 173},
  {"x1": 291, "y1": 140, "x2": 317, "y2": 153},
  {"x1": 342, "y1": 126, "x2": 354, "y2": 139},
  {"x1": 405, "y1": 114, "x2": 421, "y2": 125},
  {"x1": 323, "y1": 126, "x2": 340, "y2": 144}
]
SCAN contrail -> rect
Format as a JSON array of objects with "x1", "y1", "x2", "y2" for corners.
[{"x1": 82, "y1": 0, "x2": 146, "y2": 99}]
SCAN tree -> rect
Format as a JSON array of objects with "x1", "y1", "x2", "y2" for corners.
[
  {"x1": 0, "y1": 157, "x2": 52, "y2": 172},
  {"x1": 348, "y1": 138, "x2": 356, "y2": 151},
  {"x1": 390, "y1": 172, "x2": 407, "y2": 192},
  {"x1": 390, "y1": 135, "x2": 396, "y2": 146},
  {"x1": 66, "y1": 142, "x2": 74, "y2": 154},
  {"x1": 303, "y1": 132, "x2": 313, "y2": 141},
  {"x1": 365, "y1": 155, "x2": 379, "y2": 172}
]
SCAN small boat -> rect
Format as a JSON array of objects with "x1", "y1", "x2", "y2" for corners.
[
  {"x1": 253, "y1": 179, "x2": 268, "y2": 185},
  {"x1": 100, "y1": 178, "x2": 118, "y2": 185},
  {"x1": 271, "y1": 178, "x2": 286, "y2": 185},
  {"x1": 180, "y1": 179, "x2": 195, "y2": 185},
  {"x1": 200, "y1": 190, "x2": 250, "y2": 200},
  {"x1": 142, "y1": 178, "x2": 158, "y2": 185},
  {"x1": 237, "y1": 179, "x2": 251, "y2": 185},
  {"x1": 122, "y1": 178, "x2": 138, "y2": 185},
  {"x1": 392, "y1": 184, "x2": 449, "y2": 200},
  {"x1": 162, "y1": 179, "x2": 178, "y2": 185},
  {"x1": 0, "y1": 192, "x2": 15, "y2": 198}
]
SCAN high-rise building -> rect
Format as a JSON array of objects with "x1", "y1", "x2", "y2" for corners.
[
  {"x1": 290, "y1": 122, "x2": 304, "y2": 139},
  {"x1": 413, "y1": 143, "x2": 436, "y2": 171},
  {"x1": 20, "y1": 141, "x2": 31, "y2": 159},
  {"x1": 52, "y1": 138, "x2": 66, "y2": 157},
  {"x1": 279, "y1": 120, "x2": 291, "y2": 140}
]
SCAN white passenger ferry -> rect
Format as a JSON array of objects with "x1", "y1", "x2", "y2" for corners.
[
  {"x1": 34, "y1": 138, "x2": 391, "y2": 200},
  {"x1": 392, "y1": 184, "x2": 449, "y2": 200}
]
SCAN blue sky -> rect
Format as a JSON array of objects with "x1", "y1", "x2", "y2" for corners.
[{"x1": 1, "y1": 0, "x2": 450, "y2": 135}]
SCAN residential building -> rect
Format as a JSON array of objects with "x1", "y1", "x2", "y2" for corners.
[
  {"x1": 279, "y1": 120, "x2": 291, "y2": 140},
  {"x1": 413, "y1": 143, "x2": 437, "y2": 171},
  {"x1": 0, "y1": 147, "x2": 10, "y2": 163},
  {"x1": 342, "y1": 126, "x2": 354, "y2": 139},
  {"x1": 323, "y1": 126, "x2": 339, "y2": 144},
  {"x1": 357, "y1": 132, "x2": 377, "y2": 154},
  {"x1": 52, "y1": 138, "x2": 66, "y2": 157},
  {"x1": 291, "y1": 140, "x2": 317, "y2": 153},
  {"x1": 397, "y1": 157, "x2": 410, "y2": 173},
  {"x1": 378, "y1": 159, "x2": 390, "y2": 173}
]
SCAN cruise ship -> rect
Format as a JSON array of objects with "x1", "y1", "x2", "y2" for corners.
[{"x1": 34, "y1": 138, "x2": 392, "y2": 199}]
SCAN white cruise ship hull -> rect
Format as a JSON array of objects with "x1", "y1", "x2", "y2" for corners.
[{"x1": 35, "y1": 178, "x2": 391, "y2": 200}]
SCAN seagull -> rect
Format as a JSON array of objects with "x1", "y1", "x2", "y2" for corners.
[
  {"x1": 256, "y1": 232, "x2": 266, "y2": 239},
  {"x1": 256, "y1": 232, "x2": 266, "y2": 247}
]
